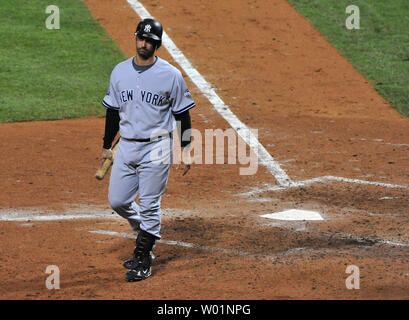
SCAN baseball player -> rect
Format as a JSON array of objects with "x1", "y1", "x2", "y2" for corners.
[{"x1": 100, "y1": 18, "x2": 195, "y2": 282}]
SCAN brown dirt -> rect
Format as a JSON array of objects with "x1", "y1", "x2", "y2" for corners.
[{"x1": 0, "y1": 0, "x2": 408, "y2": 299}]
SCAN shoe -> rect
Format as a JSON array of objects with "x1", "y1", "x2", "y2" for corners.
[
  {"x1": 123, "y1": 251, "x2": 155, "y2": 269},
  {"x1": 125, "y1": 230, "x2": 156, "y2": 282},
  {"x1": 125, "y1": 260, "x2": 152, "y2": 282}
]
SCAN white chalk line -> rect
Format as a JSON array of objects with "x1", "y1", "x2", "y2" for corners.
[
  {"x1": 0, "y1": 213, "x2": 118, "y2": 222},
  {"x1": 381, "y1": 240, "x2": 409, "y2": 248},
  {"x1": 127, "y1": 0, "x2": 409, "y2": 193},
  {"x1": 350, "y1": 138, "x2": 409, "y2": 148},
  {"x1": 2, "y1": 207, "x2": 407, "y2": 252},
  {"x1": 90, "y1": 229, "x2": 409, "y2": 263},
  {"x1": 90, "y1": 230, "x2": 270, "y2": 258},
  {"x1": 127, "y1": 0, "x2": 291, "y2": 187},
  {"x1": 89, "y1": 230, "x2": 332, "y2": 260},
  {"x1": 0, "y1": 207, "x2": 195, "y2": 222},
  {"x1": 239, "y1": 175, "x2": 409, "y2": 196},
  {"x1": 321, "y1": 231, "x2": 409, "y2": 248},
  {"x1": 6, "y1": 210, "x2": 407, "y2": 248}
]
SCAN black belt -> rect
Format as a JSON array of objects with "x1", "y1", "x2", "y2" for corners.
[{"x1": 122, "y1": 132, "x2": 172, "y2": 142}]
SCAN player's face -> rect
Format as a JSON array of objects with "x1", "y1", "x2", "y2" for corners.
[{"x1": 136, "y1": 34, "x2": 156, "y2": 59}]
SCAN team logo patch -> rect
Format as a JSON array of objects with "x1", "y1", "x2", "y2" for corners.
[
  {"x1": 144, "y1": 24, "x2": 152, "y2": 33},
  {"x1": 184, "y1": 89, "x2": 192, "y2": 98},
  {"x1": 106, "y1": 89, "x2": 110, "y2": 96}
]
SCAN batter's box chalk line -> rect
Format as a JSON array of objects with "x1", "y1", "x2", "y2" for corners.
[
  {"x1": 90, "y1": 230, "x2": 409, "y2": 261},
  {"x1": 88, "y1": 230, "x2": 342, "y2": 260},
  {"x1": 238, "y1": 175, "x2": 409, "y2": 197},
  {"x1": 0, "y1": 207, "x2": 194, "y2": 222},
  {"x1": 127, "y1": 0, "x2": 408, "y2": 194}
]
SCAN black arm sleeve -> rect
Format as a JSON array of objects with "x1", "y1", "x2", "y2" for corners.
[
  {"x1": 103, "y1": 108, "x2": 120, "y2": 149},
  {"x1": 174, "y1": 110, "x2": 191, "y2": 147}
]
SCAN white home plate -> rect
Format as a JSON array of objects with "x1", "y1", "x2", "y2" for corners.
[{"x1": 261, "y1": 209, "x2": 323, "y2": 221}]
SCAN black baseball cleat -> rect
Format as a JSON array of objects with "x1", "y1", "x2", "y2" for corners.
[
  {"x1": 123, "y1": 251, "x2": 155, "y2": 269},
  {"x1": 124, "y1": 229, "x2": 156, "y2": 282},
  {"x1": 125, "y1": 265, "x2": 152, "y2": 282},
  {"x1": 123, "y1": 258, "x2": 137, "y2": 270}
]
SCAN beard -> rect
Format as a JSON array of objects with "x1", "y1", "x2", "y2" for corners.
[{"x1": 137, "y1": 46, "x2": 155, "y2": 60}]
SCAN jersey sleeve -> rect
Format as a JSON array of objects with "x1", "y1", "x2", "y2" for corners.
[
  {"x1": 102, "y1": 72, "x2": 120, "y2": 111},
  {"x1": 170, "y1": 72, "x2": 195, "y2": 115}
]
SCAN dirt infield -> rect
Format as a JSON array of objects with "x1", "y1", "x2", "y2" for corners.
[{"x1": 0, "y1": 0, "x2": 408, "y2": 299}]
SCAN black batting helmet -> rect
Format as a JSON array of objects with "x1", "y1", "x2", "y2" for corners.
[{"x1": 135, "y1": 18, "x2": 163, "y2": 49}]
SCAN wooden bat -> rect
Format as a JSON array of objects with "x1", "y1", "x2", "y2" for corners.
[{"x1": 95, "y1": 139, "x2": 119, "y2": 180}]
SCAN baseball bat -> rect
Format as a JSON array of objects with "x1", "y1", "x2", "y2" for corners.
[{"x1": 95, "y1": 139, "x2": 119, "y2": 180}]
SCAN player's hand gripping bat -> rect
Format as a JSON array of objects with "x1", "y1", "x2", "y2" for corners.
[{"x1": 95, "y1": 139, "x2": 119, "y2": 180}]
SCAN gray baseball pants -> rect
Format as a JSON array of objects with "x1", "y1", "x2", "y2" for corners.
[{"x1": 108, "y1": 136, "x2": 172, "y2": 239}]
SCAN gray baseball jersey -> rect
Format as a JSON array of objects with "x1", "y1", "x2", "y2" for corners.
[
  {"x1": 103, "y1": 56, "x2": 195, "y2": 239},
  {"x1": 102, "y1": 56, "x2": 195, "y2": 139}
]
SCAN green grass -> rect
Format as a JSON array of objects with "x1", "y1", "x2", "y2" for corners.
[
  {"x1": 0, "y1": 0, "x2": 126, "y2": 122},
  {"x1": 287, "y1": 0, "x2": 409, "y2": 117}
]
